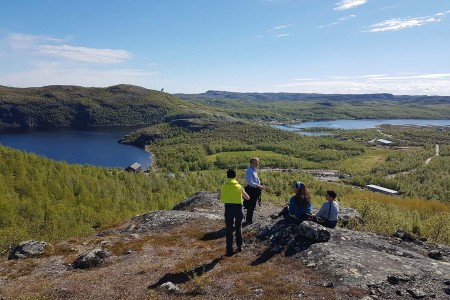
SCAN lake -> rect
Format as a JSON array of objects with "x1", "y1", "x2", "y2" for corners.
[
  {"x1": 274, "y1": 119, "x2": 450, "y2": 134},
  {"x1": 0, "y1": 127, "x2": 152, "y2": 169}
]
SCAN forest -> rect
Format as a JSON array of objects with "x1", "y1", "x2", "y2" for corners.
[
  {"x1": 1, "y1": 144, "x2": 448, "y2": 253},
  {"x1": 0, "y1": 84, "x2": 207, "y2": 127},
  {"x1": 0, "y1": 86, "x2": 449, "y2": 253},
  {"x1": 179, "y1": 92, "x2": 450, "y2": 122},
  {"x1": 2, "y1": 85, "x2": 450, "y2": 127}
]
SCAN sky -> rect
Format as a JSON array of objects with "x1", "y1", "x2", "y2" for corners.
[{"x1": 1, "y1": 0, "x2": 449, "y2": 95}]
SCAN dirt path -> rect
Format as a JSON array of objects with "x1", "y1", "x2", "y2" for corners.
[{"x1": 425, "y1": 144, "x2": 439, "y2": 165}]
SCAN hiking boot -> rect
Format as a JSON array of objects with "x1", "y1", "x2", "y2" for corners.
[{"x1": 236, "y1": 243, "x2": 245, "y2": 253}]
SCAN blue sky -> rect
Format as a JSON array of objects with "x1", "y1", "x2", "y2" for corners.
[{"x1": 1, "y1": 0, "x2": 449, "y2": 95}]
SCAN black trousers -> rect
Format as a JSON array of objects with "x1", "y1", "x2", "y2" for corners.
[
  {"x1": 244, "y1": 185, "x2": 261, "y2": 224},
  {"x1": 224, "y1": 204, "x2": 243, "y2": 254}
]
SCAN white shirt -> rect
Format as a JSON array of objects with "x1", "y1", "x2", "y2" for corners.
[
  {"x1": 245, "y1": 166, "x2": 260, "y2": 188},
  {"x1": 315, "y1": 201, "x2": 339, "y2": 222}
]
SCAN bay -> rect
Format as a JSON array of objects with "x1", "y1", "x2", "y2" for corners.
[
  {"x1": 0, "y1": 127, "x2": 152, "y2": 169},
  {"x1": 274, "y1": 119, "x2": 450, "y2": 134}
]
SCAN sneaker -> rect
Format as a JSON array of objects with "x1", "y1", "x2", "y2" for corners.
[{"x1": 225, "y1": 251, "x2": 234, "y2": 257}]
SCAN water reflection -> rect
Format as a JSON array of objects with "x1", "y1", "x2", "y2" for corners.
[{"x1": 0, "y1": 127, "x2": 152, "y2": 169}]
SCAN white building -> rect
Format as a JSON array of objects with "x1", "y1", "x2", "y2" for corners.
[{"x1": 366, "y1": 184, "x2": 399, "y2": 195}]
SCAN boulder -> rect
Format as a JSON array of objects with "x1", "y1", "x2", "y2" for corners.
[
  {"x1": 295, "y1": 221, "x2": 330, "y2": 242},
  {"x1": 338, "y1": 207, "x2": 364, "y2": 227},
  {"x1": 8, "y1": 240, "x2": 49, "y2": 260},
  {"x1": 172, "y1": 191, "x2": 222, "y2": 213},
  {"x1": 428, "y1": 249, "x2": 443, "y2": 260},
  {"x1": 393, "y1": 229, "x2": 416, "y2": 242},
  {"x1": 72, "y1": 249, "x2": 110, "y2": 269},
  {"x1": 254, "y1": 219, "x2": 331, "y2": 257},
  {"x1": 158, "y1": 282, "x2": 180, "y2": 294}
]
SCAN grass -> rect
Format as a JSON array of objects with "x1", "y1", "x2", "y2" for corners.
[
  {"x1": 338, "y1": 147, "x2": 396, "y2": 173},
  {"x1": 340, "y1": 191, "x2": 450, "y2": 244}
]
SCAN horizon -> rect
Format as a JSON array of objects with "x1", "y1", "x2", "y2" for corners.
[
  {"x1": 1, "y1": 0, "x2": 450, "y2": 95},
  {"x1": 0, "y1": 83, "x2": 439, "y2": 97}
]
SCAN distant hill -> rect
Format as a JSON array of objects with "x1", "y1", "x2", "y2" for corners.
[
  {"x1": 176, "y1": 91, "x2": 450, "y2": 122},
  {"x1": 177, "y1": 90, "x2": 450, "y2": 103},
  {"x1": 0, "y1": 84, "x2": 202, "y2": 128},
  {"x1": 2, "y1": 85, "x2": 450, "y2": 127}
]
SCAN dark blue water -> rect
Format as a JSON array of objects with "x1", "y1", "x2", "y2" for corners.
[{"x1": 0, "y1": 127, "x2": 152, "y2": 169}]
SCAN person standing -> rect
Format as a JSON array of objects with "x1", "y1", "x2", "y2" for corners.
[
  {"x1": 314, "y1": 190, "x2": 339, "y2": 228},
  {"x1": 219, "y1": 169, "x2": 250, "y2": 256},
  {"x1": 244, "y1": 157, "x2": 265, "y2": 225}
]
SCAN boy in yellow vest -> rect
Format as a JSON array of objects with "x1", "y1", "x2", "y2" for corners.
[{"x1": 218, "y1": 169, "x2": 250, "y2": 256}]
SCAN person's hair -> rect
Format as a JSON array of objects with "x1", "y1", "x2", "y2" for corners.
[
  {"x1": 326, "y1": 190, "x2": 337, "y2": 199},
  {"x1": 293, "y1": 181, "x2": 311, "y2": 207},
  {"x1": 250, "y1": 157, "x2": 259, "y2": 164},
  {"x1": 227, "y1": 169, "x2": 236, "y2": 178}
]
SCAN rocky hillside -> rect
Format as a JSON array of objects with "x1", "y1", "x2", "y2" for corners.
[
  {"x1": 0, "y1": 84, "x2": 198, "y2": 127},
  {"x1": 1, "y1": 192, "x2": 449, "y2": 299}
]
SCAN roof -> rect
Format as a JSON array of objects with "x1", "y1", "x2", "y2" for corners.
[
  {"x1": 366, "y1": 184, "x2": 399, "y2": 194},
  {"x1": 376, "y1": 139, "x2": 392, "y2": 144},
  {"x1": 128, "y1": 162, "x2": 141, "y2": 170}
]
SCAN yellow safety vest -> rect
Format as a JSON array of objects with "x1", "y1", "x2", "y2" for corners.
[{"x1": 220, "y1": 178, "x2": 243, "y2": 204}]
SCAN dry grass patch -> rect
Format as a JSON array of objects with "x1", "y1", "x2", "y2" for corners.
[{"x1": 4, "y1": 259, "x2": 39, "y2": 279}]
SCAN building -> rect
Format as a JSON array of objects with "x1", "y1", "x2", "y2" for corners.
[
  {"x1": 125, "y1": 162, "x2": 142, "y2": 173},
  {"x1": 376, "y1": 139, "x2": 393, "y2": 146},
  {"x1": 366, "y1": 184, "x2": 399, "y2": 195}
]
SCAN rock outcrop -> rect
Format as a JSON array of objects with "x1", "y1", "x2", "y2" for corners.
[
  {"x1": 72, "y1": 249, "x2": 111, "y2": 270},
  {"x1": 2, "y1": 192, "x2": 449, "y2": 300},
  {"x1": 168, "y1": 192, "x2": 450, "y2": 299},
  {"x1": 250, "y1": 214, "x2": 450, "y2": 300},
  {"x1": 8, "y1": 240, "x2": 49, "y2": 260}
]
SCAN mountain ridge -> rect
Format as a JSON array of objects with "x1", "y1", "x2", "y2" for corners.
[
  {"x1": 0, "y1": 84, "x2": 200, "y2": 128},
  {"x1": 177, "y1": 90, "x2": 450, "y2": 102}
]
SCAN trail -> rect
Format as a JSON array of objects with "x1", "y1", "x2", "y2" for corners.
[
  {"x1": 425, "y1": 144, "x2": 439, "y2": 165},
  {"x1": 387, "y1": 144, "x2": 439, "y2": 178}
]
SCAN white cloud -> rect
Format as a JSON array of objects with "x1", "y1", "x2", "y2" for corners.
[
  {"x1": 334, "y1": 0, "x2": 367, "y2": 11},
  {"x1": 370, "y1": 74, "x2": 450, "y2": 80},
  {"x1": 7, "y1": 33, "x2": 62, "y2": 51},
  {"x1": 0, "y1": 61, "x2": 159, "y2": 88},
  {"x1": 319, "y1": 14, "x2": 355, "y2": 28},
  {"x1": 338, "y1": 15, "x2": 356, "y2": 21},
  {"x1": 359, "y1": 74, "x2": 387, "y2": 78},
  {"x1": 326, "y1": 75, "x2": 351, "y2": 80},
  {"x1": 38, "y1": 45, "x2": 131, "y2": 63},
  {"x1": 5, "y1": 33, "x2": 131, "y2": 63},
  {"x1": 0, "y1": 34, "x2": 156, "y2": 88},
  {"x1": 367, "y1": 11, "x2": 449, "y2": 32},
  {"x1": 265, "y1": 24, "x2": 293, "y2": 38},
  {"x1": 273, "y1": 24, "x2": 293, "y2": 30},
  {"x1": 273, "y1": 73, "x2": 450, "y2": 95}
]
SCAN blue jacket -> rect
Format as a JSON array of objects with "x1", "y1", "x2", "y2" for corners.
[{"x1": 288, "y1": 196, "x2": 312, "y2": 219}]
